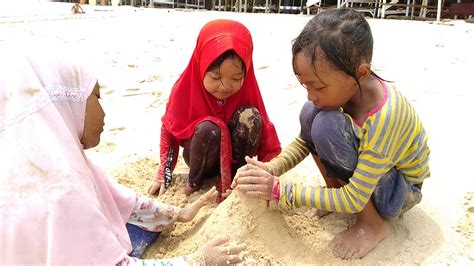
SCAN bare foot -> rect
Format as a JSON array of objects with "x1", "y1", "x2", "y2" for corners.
[
  {"x1": 329, "y1": 219, "x2": 390, "y2": 259},
  {"x1": 177, "y1": 184, "x2": 199, "y2": 196},
  {"x1": 310, "y1": 208, "x2": 332, "y2": 219}
]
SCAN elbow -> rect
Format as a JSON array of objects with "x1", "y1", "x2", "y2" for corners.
[{"x1": 352, "y1": 202, "x2": 366, "y2": 213}]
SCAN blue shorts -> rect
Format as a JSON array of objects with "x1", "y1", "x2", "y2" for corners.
[
  {"x1": 126, "y1": 223, "x2": 161, "y2": 258},
  {"x1": 299, "y1": 101, "x2": 422, "y2": 219}
]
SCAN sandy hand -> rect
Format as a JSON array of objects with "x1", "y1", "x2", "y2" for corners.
[
  {"x1": 197, "y1": 237, "x2": 246, "y2": 265},
  {"x1": 148, "y1": 180, "x2": 166, "y2": 196},
  {"x1": 231, "y1": 156, "x2": 270, "y2": 190},
  {"x1": 233, "y1": 161, "x2": 274, "y2": 201},
  {"x1": 244, "y1": 156, "x2": 272, "y2": 174},
  {"x1": 177, "y1": 186, "x2": 218, "y2": 222}
]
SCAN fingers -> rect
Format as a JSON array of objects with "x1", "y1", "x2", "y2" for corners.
[
  {"x1": 226, "y1": 244, "x2": 246, "y2": 255},
  {"x1": 198, "y1": 187, "x2": 218, "y2": 205},
  {"x1": 242, "y1": 190, "x2": 269, "y2": 199},
  {"x1": 225, "y1": 254, "x2": 242, "y2": 264},
  {"x1": 236, "y1": 164, "x2": 250, "y2": 173},
  {"x1": 232, "y1": 161, "x2": 268, "y2": 190},
  {"x1": 244, "y1": 156, "x2": 268, "y2": 170},
  {"x1": 206, "y1": 236, "x2": 230, "y2": 247},
  {"x1": 235, "y1": 176, "x2": 265, "y2": 185},
  {"x1": 237, "y1": 184, "x2": 268, "y2": 193},
  {"x1": 221, "y1": 189, "x2": 232, "y2": 198},
  {"x1": 201, "y1": 186, "x2": 218, "y2": 199},
  {"x1": 147, "y1": 185, "x2": 155, "y2": 195},
  {"x1": 239, "y1": 168, "x2": 269, "y2": 178},
  {"x1": 158, "y1": 183, "x2": 166, "y2": 196},
  {"x1": 148, "y1": 182, "x2": 159, "y2": 195},
  {"x1": 231, "y1": 178, "x2": 238, "y2": 190},
  {"x1": 223, "y1": 244, "x2": 246, "y2": 264}
]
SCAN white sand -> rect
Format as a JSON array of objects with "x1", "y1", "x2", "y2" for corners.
[{"x1": 2, "y1": 2, "x2": 473, "y2": 264}]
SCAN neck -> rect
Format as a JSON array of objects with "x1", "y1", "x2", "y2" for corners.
[{"x1": 343, "y1": 76, "x2": 384, "y2": 121}]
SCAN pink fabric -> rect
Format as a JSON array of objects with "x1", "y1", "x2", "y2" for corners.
[
  {"x1": 0, "y1": 53, "x2": 135, "y2": 264},
  {"x1": 352, "y1": 78, "x2": 388, "y2": 127}
]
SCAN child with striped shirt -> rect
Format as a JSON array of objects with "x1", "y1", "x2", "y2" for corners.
[{"x1": 232, "y1": 9, "x2": 430, "y2": 260}]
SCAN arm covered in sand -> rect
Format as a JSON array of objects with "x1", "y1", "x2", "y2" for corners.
[
  {"x1": 266, "y1": 136, "x2": 310, "y2": 176},
  {"x1": 128, "y1": 194, "x2": 179, "y2": 231},
  {"x1": 130, "y1": 187, "x2": 218, "y2": 231}
]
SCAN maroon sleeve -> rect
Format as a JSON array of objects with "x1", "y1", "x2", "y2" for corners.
[
  {"x1": 156, "y1": 125, "x2": 179, "y2": 188},
  {"x1": 257, "y1": 122, "x2": 281, "y2": 162}
]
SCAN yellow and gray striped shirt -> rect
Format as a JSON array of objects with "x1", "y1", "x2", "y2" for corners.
[{"x1": 273, "y1": 83, "x2": 430, "y2": 213}]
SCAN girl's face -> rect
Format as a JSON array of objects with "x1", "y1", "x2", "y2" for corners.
[
  {"x1": 81, "y1": 83, "x2": 105, "y2": 149},
  {"x1": 294, "y1": 52, "x2": 358, "y2": 110},
  {"x1": 203, "y1": 57, "x2": 244, "y2": 100}
]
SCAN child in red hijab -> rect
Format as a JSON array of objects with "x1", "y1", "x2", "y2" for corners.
[{"x1": 149, "y1": 19, "x2": 281, "y2": 200}]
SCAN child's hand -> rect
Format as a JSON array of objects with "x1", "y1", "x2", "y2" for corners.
[
  {"x1": 148, "y1": 180, "x2": 166, "y2": 196},
  {"x1": 232, "y1": 157, "x2": 275, "y2": 200},
  {"x1": 244, "y1": 156, "x2": 272, "y2": 174},
  {"x1": 195, "y1": 236, "x2": 246, "y2": 265},
  {"x1": 229, "y1": 156, "x2": 272, "y2": 196},
  {"x1": 221, "y1": 188, "x2": 233, "y2": 198},
  {"x1": 177, "y1": 186, "x2": 218, "y2": 222},
  {"x1": 230, "y1": 163, "x2": 249, "y2": 190}
]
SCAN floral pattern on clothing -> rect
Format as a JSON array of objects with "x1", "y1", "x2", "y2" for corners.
[{"x1": 128, "y1": 195, "x2": 180, "y2": 233}]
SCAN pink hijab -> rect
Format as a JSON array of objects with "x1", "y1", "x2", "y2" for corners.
[{"x1": 0, "y1": 53, "x2": 135, "y2": 264}]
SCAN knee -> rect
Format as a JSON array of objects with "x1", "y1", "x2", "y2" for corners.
[
  {"x1": 311, "y1": 110, "x2": 348, "y2": 145},
  {"x1": 299, "y1": 101, "x2": 321, "y2": 140},
  {"x1": 194, "y1": 121, "x2": 221, "y2": 140},
  {"x1": 234, "y1": 106, "x2": 263, "y2": 131}
]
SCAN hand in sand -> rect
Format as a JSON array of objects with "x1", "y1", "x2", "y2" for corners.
[
  {"x1": 148, "y1": 180, "x2": 166, "y2": 196},
  {"x1": 231, "y1": 156, "x2": 275, "y2": 201},
  {"x1": 199, "y1": 236, "x2": 246, "y2": 265},
  {"x1": 177, "y1": 187, "x2": 218, "y2": 222},
  {"x1": 222, "y1": 163, "x2": 250, "y2": 198}
]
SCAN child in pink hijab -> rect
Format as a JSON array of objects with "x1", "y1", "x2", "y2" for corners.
[{"x1": 0, "y1": 53, "x2": 244, "y2": 265}]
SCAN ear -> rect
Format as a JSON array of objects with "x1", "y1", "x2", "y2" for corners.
[{"x1": 356, "y1": 63, "x2": 371, "y2": 85}]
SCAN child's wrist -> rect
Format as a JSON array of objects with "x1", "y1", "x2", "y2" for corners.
[
  {"x1": 265, "y1": 161, "x2": 276, "y2": 176},
  {"x1": 271, "y1": 177, "x2": 280, "y2": 202}
]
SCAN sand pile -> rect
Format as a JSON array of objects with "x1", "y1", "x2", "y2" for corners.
[
  {"x1": 114, "y1": 157, "x2": 357, "y2": 264},
  {"x1": 153, "y1": 191, "x2": 320, "y2": 264}
]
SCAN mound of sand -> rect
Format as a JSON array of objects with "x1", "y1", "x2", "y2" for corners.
[
  {"x1": 114, "y1": 157, "x2": 337, "y2": 264},
  {"x1": 116, "y1": 157, "x2": 432, "y2": 265}
]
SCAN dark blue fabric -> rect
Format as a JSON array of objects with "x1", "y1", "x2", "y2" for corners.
[
  {"x1": 372, "y1": 168, "x2": 409, "y2": 218},
  {"x1": 126, "y1": 223, "x2": 161, "y2": 258},
  {"x1": 299, "y1": 101, "x2": 359, "y2": 182}
]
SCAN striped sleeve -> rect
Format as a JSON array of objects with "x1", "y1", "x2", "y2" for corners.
[
  {"x1": 280, "y1": 148, "x2": 393, "y2": 213},
  {"x1": 266, "y1": 137, "x2": 310, "y2": 176}
]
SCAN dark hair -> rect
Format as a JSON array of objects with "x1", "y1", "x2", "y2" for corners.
[
  {"x1": 292, "y1": 9, "x2": 380, "y2": 93},
  {"x1": 206, "y1": 50, "x2": 246, "y2": 76}
]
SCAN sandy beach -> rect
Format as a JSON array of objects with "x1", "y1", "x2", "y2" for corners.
[{"x1": 1, "y1": 2, "x2": 473, "y2": 264}]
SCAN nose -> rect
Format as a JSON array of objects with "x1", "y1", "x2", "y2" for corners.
[{"x1": 218, "y1": 82, "x2": 233, "y2": 93}]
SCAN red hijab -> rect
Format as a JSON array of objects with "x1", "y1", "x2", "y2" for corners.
[{"x1": 162, "y1": 19, "x2": 280, "y2": 198}]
